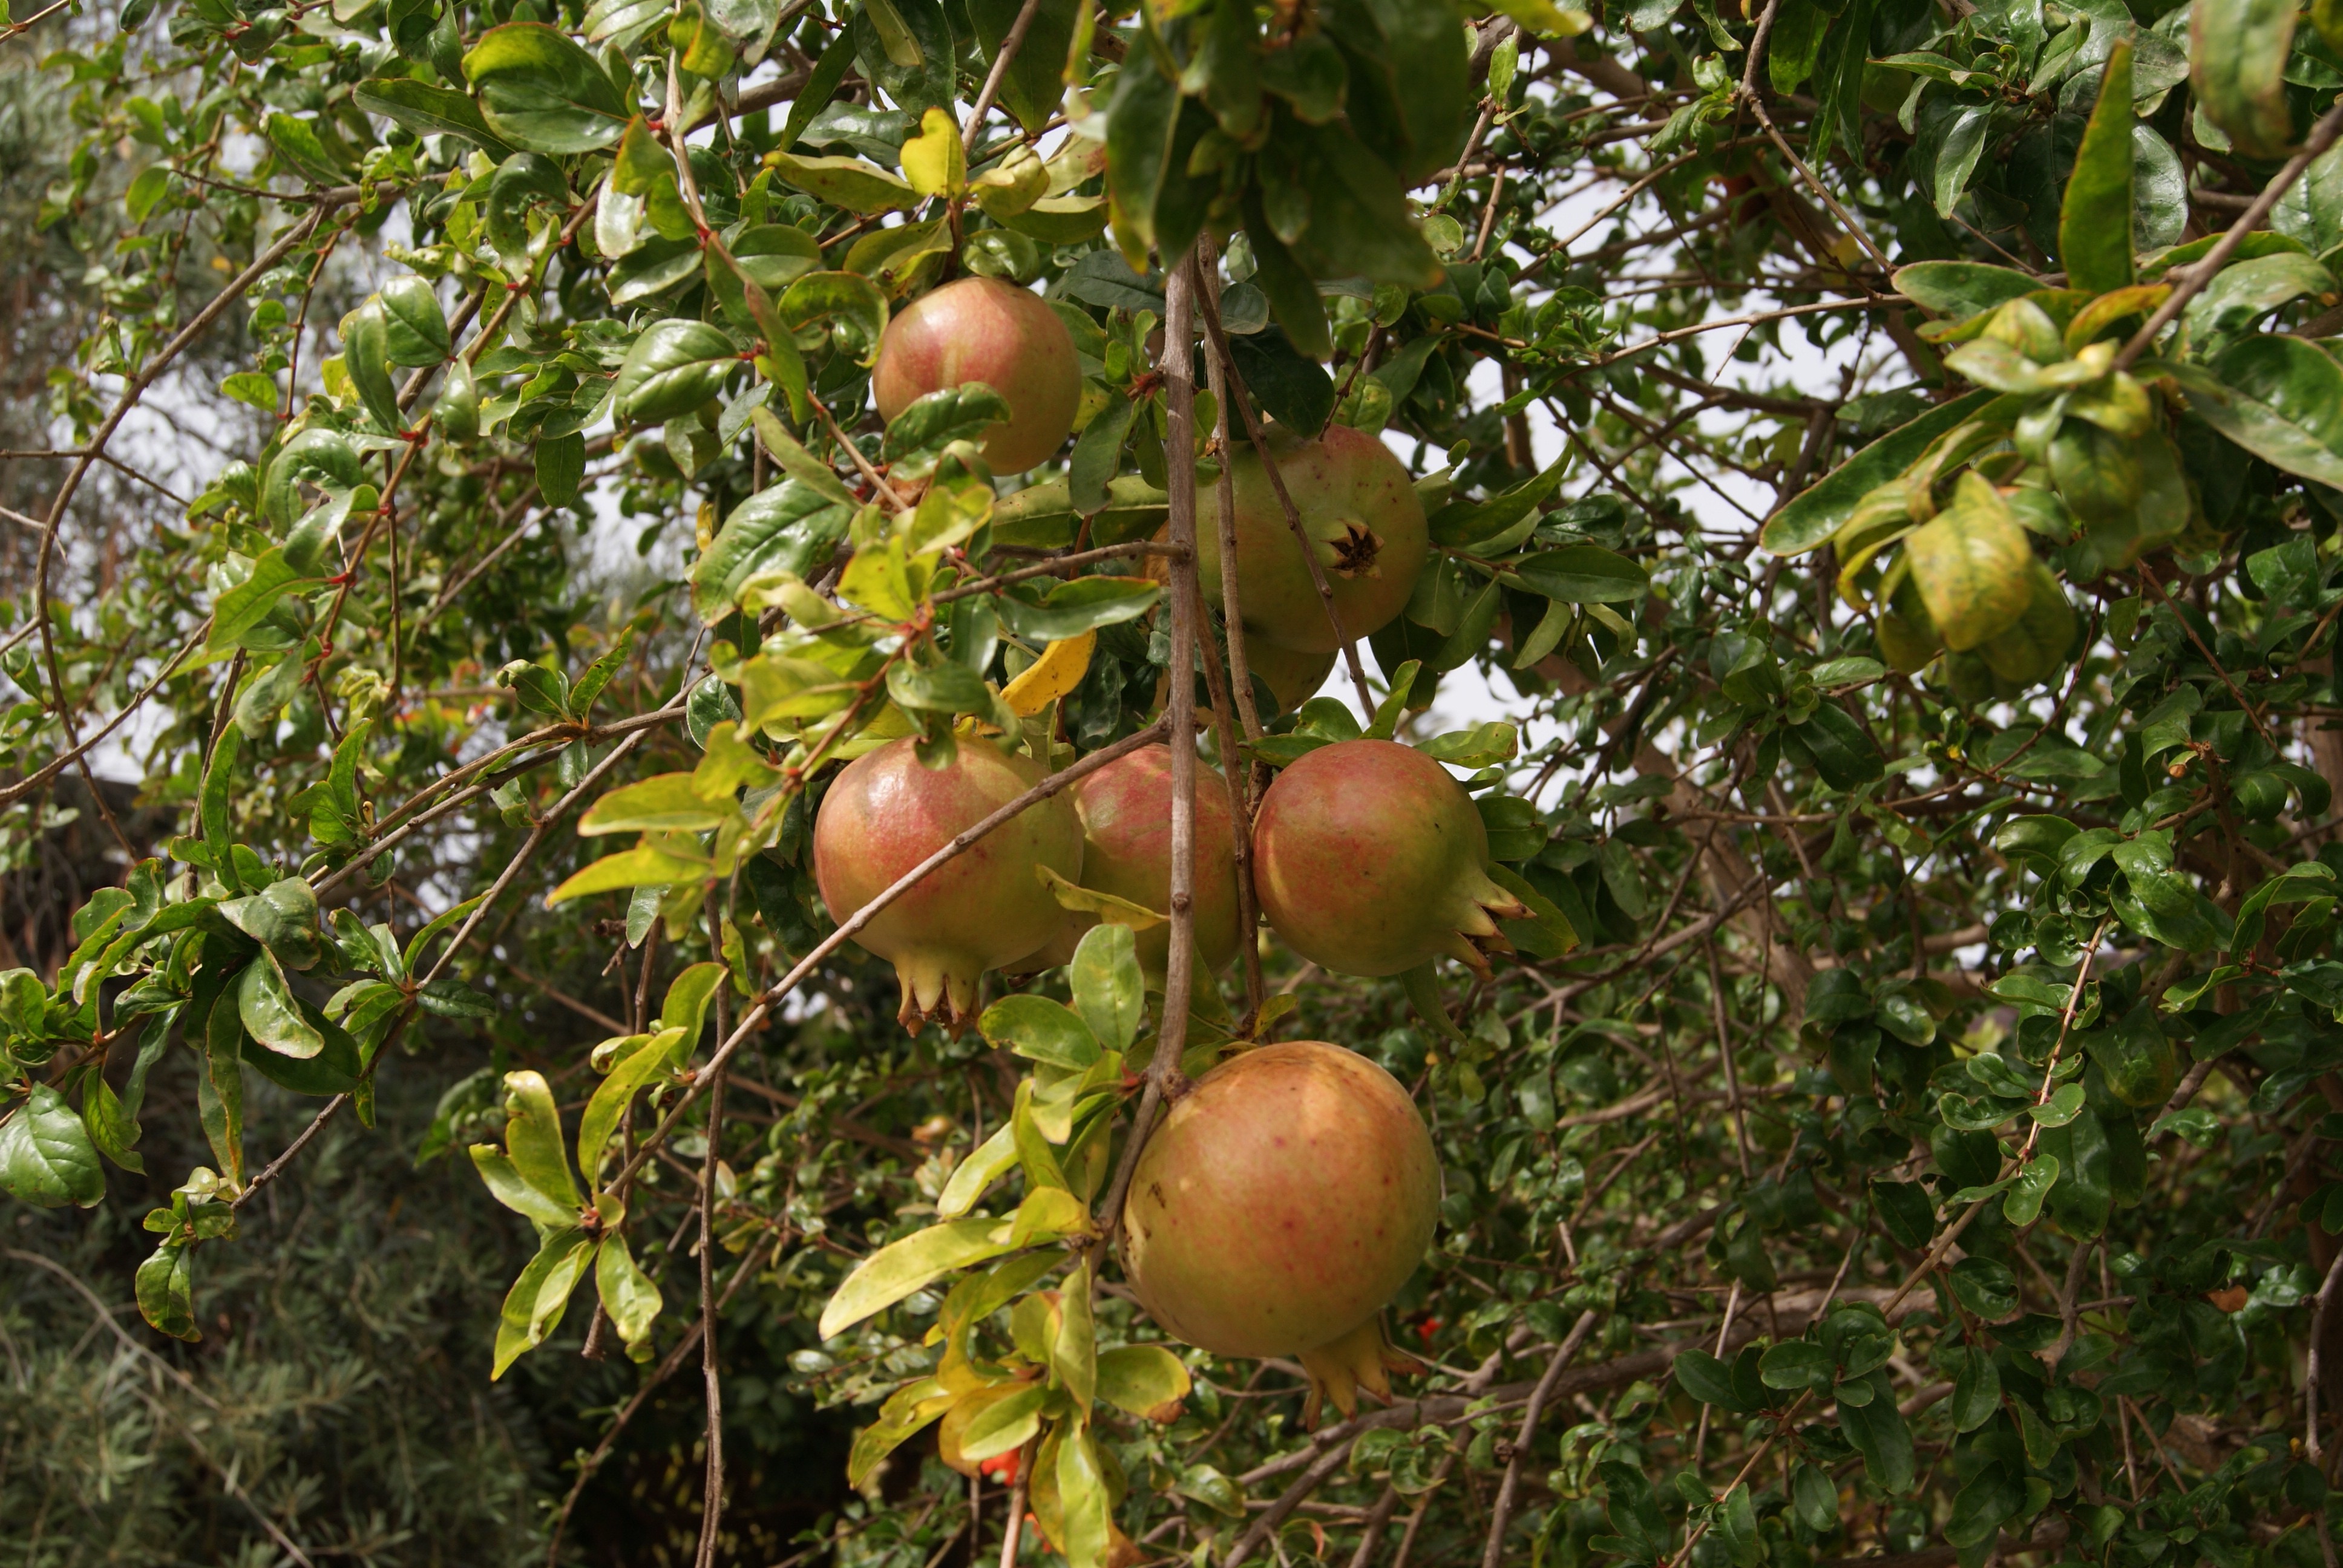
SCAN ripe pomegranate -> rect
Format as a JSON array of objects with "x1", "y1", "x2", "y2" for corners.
[
  {"x1": 1238, "y1": 641, "x2": 1336, "y2": 713},
  {"x1": 1252, "y1": 739, "x2": 1528, "y2": 978},
  {"x1": 1121, "y1": 1041, "x2": 1438, "y2": 1418},
  {"x1": 813, "y1": 737, "x2": 1082, "y2": 1032},
  {"x1": 1060, "y1": 746, "x2": 1244, "y2": 977},
  {"x1": 872, "y1": 276, "x2": 1080, "y2": 474},
  {"x1": 1194, "y1": 424, "x2": 1429, "y2": 655}
]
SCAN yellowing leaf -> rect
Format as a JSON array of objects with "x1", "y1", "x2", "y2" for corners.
[
  {"x1": 818, "y1": 1215, "x2": 1018, "y2": 1339},
  {"x1": 1487, "y1": 0, "x2": 1591, "y2": 34},
  {"x1": 1001, "y1": 631, "x2": 1096, "y2": 714},
  {"x1": 1037, "y1": 863, "x2": 1165, "y2": 929},
  {"x1": 1902, "y1": 475, "x2": 2036, "y2": 653},
  {"x1": 1095, "y1": 1344, "x2": 1191, "y2": 1422},
  {"x1": 900, "y1": 105, "x2": 966, "y2": 199},
  {"x1": 972, "y1": 144, "x2": 1047, "y2": 217},
  {"x1": 578, "y1": 773, "x2": 732, "y2": 835},
  {"x1": 544, "y1": 841, "x2": 713, "y2": 906}
]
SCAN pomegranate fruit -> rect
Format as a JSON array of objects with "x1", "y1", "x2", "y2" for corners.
[
  {"x1": 1049, "y1": 746, "x2": 1245, "y2": 976},
  {"x1": 872, "y1": 276, "x2": 1080, "y2": 474},
  {"x1": 1121, "y1": 1041, "x2": 1438, "y2": 1416},
  {"x1": 1253, "y1": 739, "x2": 1528, "y2": 978},
  {"x1": 1194, "y1": 424, "x2": 1429, "y2": 655},
  {"x1": 813, "y1": 737, "x2": 1082, "y2": 1031},
  {"x1": 1238, "y1": 641, "x2": 1337, "y2": 713}
]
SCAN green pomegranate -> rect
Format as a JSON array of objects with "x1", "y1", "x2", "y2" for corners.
[
  {"x1": 1121, "y1": 1041, "x2": 1438, "y2": 1393},
  {"x1": 1253, "y1": 739, "x2": 1527, "y2": 977},
  {"x1": 811, "y1": 737, "x2": 1082, "y2": 1032},
  {"x1": 1194, "y1": 424, "x2": 1429, "y2": 655},
  {"x1": 1237, "y1": 641, "x2": 1337, "y2": 713}
]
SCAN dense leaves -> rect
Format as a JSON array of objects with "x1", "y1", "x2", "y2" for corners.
[{"x1": 16, "y1": 0, "x2": 2343, "y2": 1560}]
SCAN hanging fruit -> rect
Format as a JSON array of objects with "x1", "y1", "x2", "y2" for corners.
[
  {"x1": 1061, "y1": 746, "x2": 1245, "y2": 979},
  {"x1": 1194, "y1": 423, "x2": 1429, "y2": 655},
  {"x1": 872, "y1": 276, "x2": 1083, "y2": 475},
  {"x1": 1252, "y1": 739, "x2": 1527, "y2": 977},
  {"x1": 1120, "y1": 1040, "x2": 1438, "y2": 1421},
  {"x1": 811, "y1": 737, "x2": 1083, "y2": 1033}
]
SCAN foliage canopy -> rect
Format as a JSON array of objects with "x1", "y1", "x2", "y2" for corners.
[{"x1": 15, "y1": 0, "x2": 2343, "y2": 1561}]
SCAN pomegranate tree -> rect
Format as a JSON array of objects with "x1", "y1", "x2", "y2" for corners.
[
  {"x1": 1121, "y1": 1041, "x2": 1437, "y2": 1417},
  {"x1": 1253, "y1": 739, "x2": 1528, "y2": 977},
  {"x1": 1066, "y1": 746, "x2": 1244, "y2": 976},
  {"x1": 812, "y1": 737, "x2": 1082, "y2": 1032},
  {"x1": 872, "y1": 276, "x2": 1080, "y2": 475},
  {"x1": 1194, "y1": 424, "x2": 1429, "y2": 654}
]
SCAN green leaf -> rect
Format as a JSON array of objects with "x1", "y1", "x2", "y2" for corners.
[
  {"x1": 1069, "y1": 923, "x2": 1142, "y2": 1051},
  {"x1": 1095, "y1": 1344, "x2": 1192, "y2": 1421},
  {"x1": 263, "y1": 112, "x2": 353, "y2": 185},
  {"x1": 2060, "y1": 38, "x2": 2135, "y2": 295},
  {"x1": 355, "y1": 77, "x2": 516, "y2": 158},
  {"x1": 1432, "y1": 451, "x2": 1572, "y2": 554},
  {"x1": 693, "y1": 478, "x2": 862, "y2": 623},
  {"x1": 471, "y1": 1143, "x2": 582, "y2": 1226},
  {"x1": 1420, "y1": 722, "x2": 1519, "y2": 769},
  {"x1": 749, "y1": 407, "x2": 854, "y2": 503},
  {"x1": 968, "y1": 0, "x2": 1081, "y2": 134},
  {"x1": 818, "y1": 1215, "x2": 1018, "y2": 1338},
  {"x1": 994, "y1": 577, "x2": 1162, "y2": 642},
  {"x1": 536, "y1": 431, "x2": 585, "y2": 509},
  {"x1": 237, "y1": 949, "x2": 326, "y2": 1059},
  {"x1": 211, "y1": 552, "x2": 320, "y2": 655},
  {"x1": 545, "y1": 842, "x2": 713, "y2": 904},
  {"x1": 881, "y1": 384, "x2": 1013, "y2": 472},
  {"x1": 579, "y1": 774, "x2": 731, "y2": 835},
  {"x1": 498, "y1": 1068, "x2": 582, "y2": 1207},
  {"x1": 1763, "y1": 390, "x2": 1997, "y2": 555},
  {"x1": 781, "y1": 272, "x2": 891, "y2": 362},
  {"x1": 0, "y1": 1083, "x2": 105, "y2": 1208},
  {"x1": 379, "y1": 274, "x2": 450, "y2": 366},
  {"x1": 1786, "y1": 703, "x2": 1884, "y2": 791},
  {"x1": 491, "y1": 1227, "x2": 594, "y2": 1376},
  {"x1": 1510, "y1": 544, "x2": 1648, "y2": 603},
  {"x1": 958, "y1": 1382, "x2": 1049, "y2": 1462},
  {"x1": 463, "y1": 22, "x2": 632, "y2": 154},
  {"x1": 1068, "y1": 391, "x2": 1136, "y2": 514},
  {"x1": 1837, "y1": 1370, "x2": 1915, "y2": 1492},
  {"x1": 136, "y1": 1240, "x2": 198, "y2": 1341},
  {"x1": 1674, "y1": 1349, "x2": 1755, "y2": 1410},
  {"x1": 1055, "y1": 1425, "x2": 1114, "y2": 1568},
  {"x1": 1949, "y1": 1344, "x2": 2001, "y2": 1432},
  {"x1": 2193, "y1": 0, "x2": 2296, "y2": 158},
  {"x1": 595, "y1": 1232, "x2": 664, "y2": 1353},
  {"x1": 1229, "y1": 326, "x2": 1334, "y2": 436},
  {"x1": 2159, "y1": 359, "x2": 2343, "y2": 488},
  {"x1": 614, "y1": 320, "x2": 739, "y2": 425},
  {"x1": 763, "y1": 148, "x2": 920, "y2": 213},
  {"x1": 978, "y1": 995, "x2": 1102, "y2": 1068},
  {"x1": 1894, "y1": 261, "x2": 2041, "y2": 322},
  {"x1": 937, "y1": 1122, "x2": 1019, "y2": 1218},
  {"x1": 658, "y1": 960, "x2": 728, "y2": 1042},
  {"x1": 2003, "y1": 1152, "x2": 2060, "y2": 1223},
  {"x1": 1791, "y1": 1463, "x2": 1838, "y2": 1532},
  {"x1": 1946, "y1": 1462, "x2": 2027, "y2": 1549}
]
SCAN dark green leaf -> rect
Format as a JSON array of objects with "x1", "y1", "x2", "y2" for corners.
[
  {"x1": 0, "y1": 1083, "x2": 105, "y2": 1208},
  {"x1": 2060, "y1": 38, "x2": 2135, "y2": 294}
]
